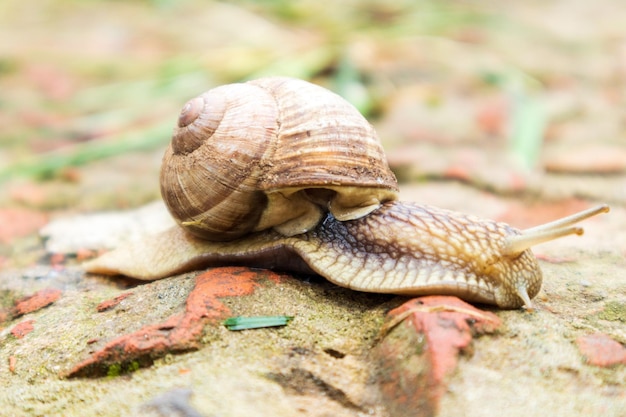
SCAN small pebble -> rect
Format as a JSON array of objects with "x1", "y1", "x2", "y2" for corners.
[{"x1": 140, "y1": 388, "x2": 205, "y2": 417}]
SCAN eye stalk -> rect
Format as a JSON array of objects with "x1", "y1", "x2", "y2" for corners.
[{"x1": 502, "y1": 204, "x2": 609, "y2": 257}]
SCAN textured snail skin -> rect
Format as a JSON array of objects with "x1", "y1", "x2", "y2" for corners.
[{"x1": 83, "y1": 201, "x2": 541, "y2": 309}]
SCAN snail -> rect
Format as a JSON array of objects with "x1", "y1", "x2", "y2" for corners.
[{"x1": 83, "y1": 77, "x2": 609, "y2": 309}]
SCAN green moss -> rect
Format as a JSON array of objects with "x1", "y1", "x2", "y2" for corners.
[
  {"x1": 106, "y1": 361, "x2": 141, "y2": 378},
  {"x1": 128, "y1": 361, "x2": 140, "y2": 372},
  {"x1": 598, "y1": 301, "x2": 626, "y2": 323},
  {"x1": 106, "y1": 364, "x2": 122, "y2": 378}
]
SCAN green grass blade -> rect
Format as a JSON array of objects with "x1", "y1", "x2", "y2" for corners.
[{"x1": 223, "y1": 315, "x2": 294, "y2": 331}]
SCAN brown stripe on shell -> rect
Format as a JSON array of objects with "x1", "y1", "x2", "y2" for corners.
[{"x1": 250, "y1": 77, "x2": 398, "y2": 192}]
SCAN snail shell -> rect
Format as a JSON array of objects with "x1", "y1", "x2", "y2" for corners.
[
  {"x1": 83, "y1": 77, "x2": 609, "y2": 309},
  {"x1": 161, "y1": 77, "x2": 398, "y2": 241}
]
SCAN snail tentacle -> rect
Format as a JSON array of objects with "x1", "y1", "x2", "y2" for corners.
[
  {"x1": 514, "y1": 285, "x2": 533, "y2": 311},
  {"x1": 502, "y1": 204, "x2": 609, "y2": 256}
]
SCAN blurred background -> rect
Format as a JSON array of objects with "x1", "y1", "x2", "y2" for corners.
[{"x1": 1, "y1": 0, "x2": 625, "y2": 246}]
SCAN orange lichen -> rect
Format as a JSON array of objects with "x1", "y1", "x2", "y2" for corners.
[
  {"x1": 67, "y1": 267, "x2": 283, "y2": 378},
  {"x1": 374, "y1": 296, "x2": 501, "y2": 416},
  {"x1": 576, "y1": 333, "x2": 626, "y2": 367},
  {"x1": 96, "y1": 292, "x2": 134, "y2": 312},
  {"x1": 8, "y1": 356, "x2": 17, "y2": 374},
  {"x1": 11, "y1": 319, "x2": 35, "y2": 339},
  {"x1": 0, "y1": 208, "x2": 48, "y2": 244},
  {"x1": 13, "y1": 288, "x2": 62, "y2": 317}
]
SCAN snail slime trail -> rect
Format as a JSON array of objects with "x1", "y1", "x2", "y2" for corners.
[{"x1": 83, "y1": 77, "x2": 610, "y2": 309}]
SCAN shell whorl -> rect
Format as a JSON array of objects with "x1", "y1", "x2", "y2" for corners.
[
  {"x1": 160, "y1": 77, "x2": 398, "y2": 241},
  {"x1": 161, "y1": 82, "x2": 277, "y2": 241}
]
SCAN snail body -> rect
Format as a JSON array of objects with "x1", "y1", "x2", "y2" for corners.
[{"x1": 84, "y1": 77, "x2": 609, "y2": 309}]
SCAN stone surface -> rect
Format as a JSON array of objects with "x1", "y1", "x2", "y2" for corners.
[
  {"x1": 1, "y1": 183, "x2": 624, "y2": 416},
  {"x1": 2, "y1": 1, "x2": 626, "y2": 415}
]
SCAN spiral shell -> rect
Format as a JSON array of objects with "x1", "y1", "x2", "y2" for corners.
[{"x1": 160, "y1": 77, "x2": 399, "y2": 241}]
